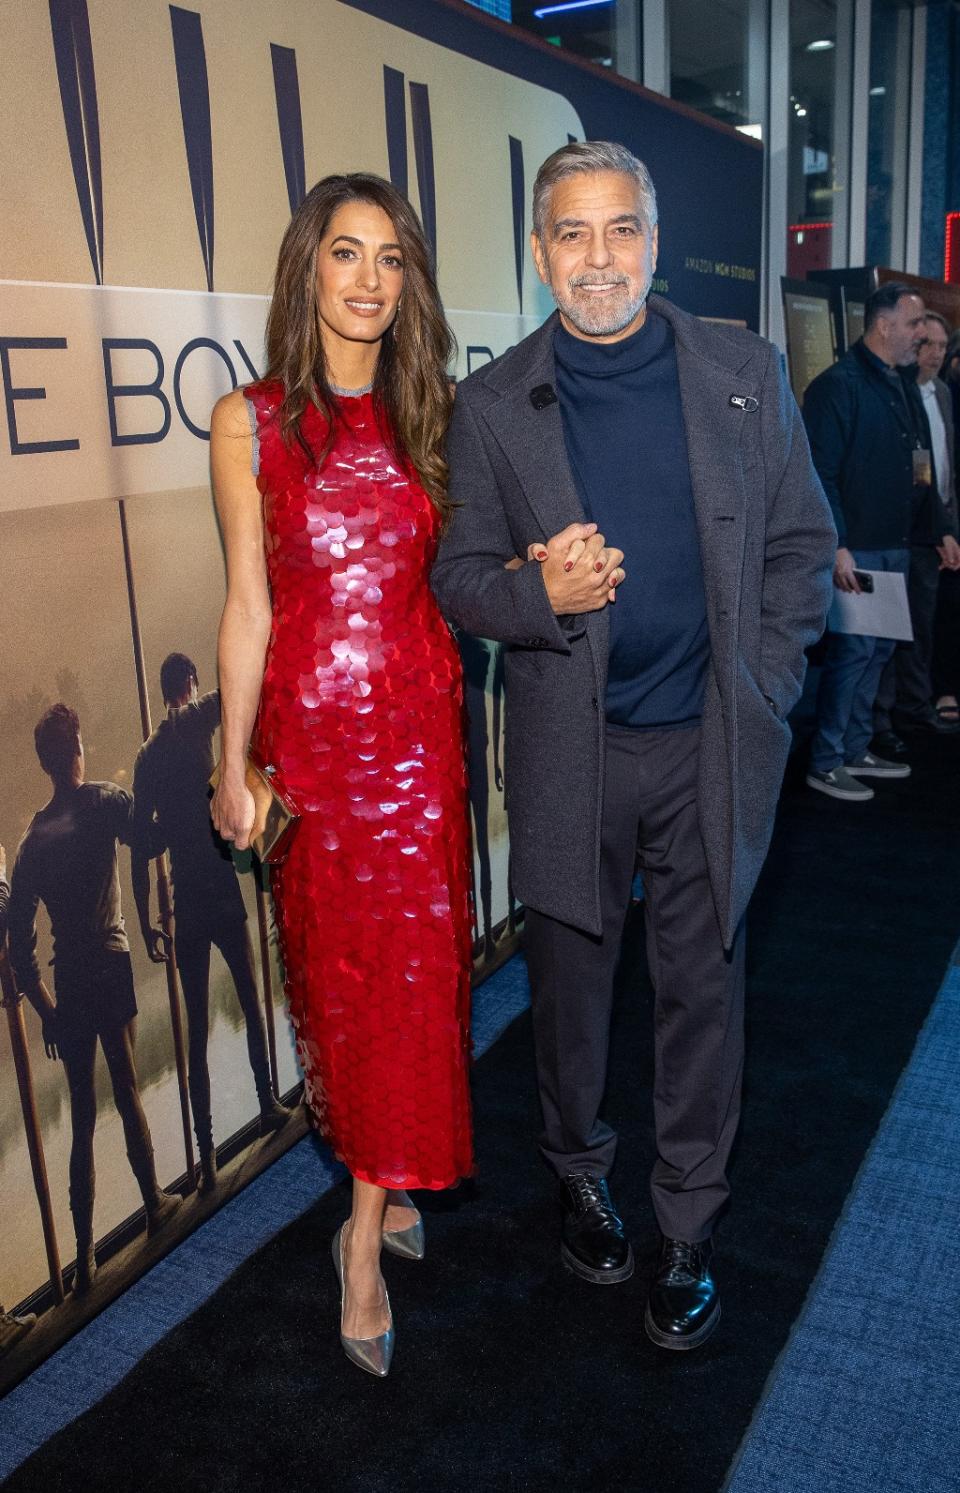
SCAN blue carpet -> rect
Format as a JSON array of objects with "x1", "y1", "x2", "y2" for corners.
[
  {"x1": 725, "y1": 946, "x2": 960, "y2": 1493},
  {"x1": 7, "y1": 922, "x2": 960, "y2": 1489},
  {"x1": 0, "y1": 955, "x2": 531, "y2": 1481}
]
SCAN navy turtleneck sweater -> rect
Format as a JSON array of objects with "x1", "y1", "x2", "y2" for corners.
[{"x1": 553, "y1": 310, "x2": 710, "y2": 730}]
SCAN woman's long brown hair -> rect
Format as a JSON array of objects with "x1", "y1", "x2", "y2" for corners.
[{"x1": 262, "y1": 173, "x2": 455, "y2": 522}]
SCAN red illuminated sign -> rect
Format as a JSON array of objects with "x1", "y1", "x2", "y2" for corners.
[{"x1": 946, "y1": 213, "x2": 960, "y2": 283}]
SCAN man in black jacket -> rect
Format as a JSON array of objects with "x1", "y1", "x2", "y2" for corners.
[
  {"x1": 803, "y1": 283, "x2": 933, "y2": 801},
  {"x1": 933, "y1": 330, "x2": 960, "y2": 721},
  {"x1": 873, "y1": 313, "x2": 960, "y2": 740}
]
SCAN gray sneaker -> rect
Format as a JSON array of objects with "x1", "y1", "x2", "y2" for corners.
[
  {"x1": 846, "y1": 752, "x2": 911, "y2": 779},
  {"x1": 806, "y1": 766, "x2": 875, "y2": 801}
]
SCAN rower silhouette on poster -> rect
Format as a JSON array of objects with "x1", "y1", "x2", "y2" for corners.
[
  {"x1": 5, "y1": 705, "x2": 183, "y2": 1298},
  {"x1": 130, "y1": 653, "x2": 293, "y2": 1197}
]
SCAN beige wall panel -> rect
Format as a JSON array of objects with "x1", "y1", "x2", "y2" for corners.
[
  {"x1": 0, "y1": 0, "x2": 94, "y2": 283},
  {"x1": 1, "y1": 0, "x2": 579, "y2": 311},
  {"x1": 91, "y1": 0, "x2": 218, "y2": 292}
]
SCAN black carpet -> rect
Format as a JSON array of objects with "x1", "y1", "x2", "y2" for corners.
[{"x1": 6, "y1": 738, "x2": 959, "y2": 1493}]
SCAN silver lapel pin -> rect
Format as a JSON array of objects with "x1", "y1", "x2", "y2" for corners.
[{"x1": 729, "y1": 395, "x2": 759, "y2": 412}]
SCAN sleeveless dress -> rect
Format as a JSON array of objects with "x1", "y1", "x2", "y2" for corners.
[{"x1": 245, "y1": 380, "x2": 473, "y2": 1190}]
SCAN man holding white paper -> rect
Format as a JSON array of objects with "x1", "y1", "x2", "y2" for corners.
[
  {"x1": 803, "y1": 283, "x2": 929, "y2": 802},
  {"x1": 873, "y1": 311, "x2": 960, "y2": 739},
  {"x1": 826, "y1": 567, "x2": 914, "y2": 645}
]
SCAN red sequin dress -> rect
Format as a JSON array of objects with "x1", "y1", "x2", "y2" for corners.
[{"x1": 245, "y1": 380, "x2": 473, "y2": 1190}]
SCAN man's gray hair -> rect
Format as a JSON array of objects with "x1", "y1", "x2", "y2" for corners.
[{"x1": 533, "y1": 140, "x2": 658, "y2": 241}]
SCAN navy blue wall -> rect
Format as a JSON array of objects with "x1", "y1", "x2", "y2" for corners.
[
  {"x1": 921, "y1": 2, "x2": 960, "y2": 280},
  {"x1": 342, "y1": 0, "x2": 764, "y2": 327}
]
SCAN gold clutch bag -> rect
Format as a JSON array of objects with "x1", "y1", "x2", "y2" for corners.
[{"x1": 209, "y1": 750, "x2": 300, "y2": 865}]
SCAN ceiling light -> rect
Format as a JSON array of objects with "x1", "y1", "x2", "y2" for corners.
[
  {"x1": 796, "y1": 107, "x2": 808, "y2": 117},
  {"x1": 806, "y1": 38, "x2": 835, "y2": 52},
  {"x1": 869, "y1": 85, "x2": 886, "y2": 97},
  {"x1": 533, "y1": 0, "x2": 613, "y2": 17}
]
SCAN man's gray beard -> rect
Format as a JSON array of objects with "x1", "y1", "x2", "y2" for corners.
[{"x1": 553, "y1": 281, "x2": 649, "y2": 337}]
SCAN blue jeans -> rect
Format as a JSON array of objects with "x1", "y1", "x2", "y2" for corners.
[{"x1": 810, "y1": 547, "x2": 911, "y2": 773}]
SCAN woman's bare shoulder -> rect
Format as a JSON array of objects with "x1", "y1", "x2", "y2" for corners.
[{"x1": 211, "y1": 385, "x2": 253, "y2": 439}]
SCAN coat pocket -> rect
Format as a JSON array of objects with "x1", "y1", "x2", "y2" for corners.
[{"x1": 504, "y1": 643, "x2": 546, "y2": 679}]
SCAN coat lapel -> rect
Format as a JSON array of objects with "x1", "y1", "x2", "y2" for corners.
[
  {"x1": 476, "y1": 317, "x2": 609, "y2": 684},
  {"x1": 479, "y1": 315, "x2": 588, "y2": 542},
  {"x1": 479, "y1": 315, "x2": 613, "y2": 682},
  {"x1": 660, "y1": 300, "x2": 759, "y2": 693}
]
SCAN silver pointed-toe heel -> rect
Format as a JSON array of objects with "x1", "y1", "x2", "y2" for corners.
[
  {"x1": 382, "y1": 1213, "x2": 425, "y2": 1261},
  {"x1": 332, "y1": 1224, "x2": 395, "y2": 1378}
]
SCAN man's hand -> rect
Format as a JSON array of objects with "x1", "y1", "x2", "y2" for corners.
[
  {"x1": 41, "y1": 1009, "x2": 60, "y2": 1061},
  {"x1": 30, "y1": 983, "x2": 60, "y2": 1061},
  {"x1": 143, "y1": 924, "x2": 172, "y2": 963},
  {"x1": 528, "y1": 522, "x2": 626, "y2": 615},
  {"x1": 833, "y1": 547, "x2": 862, "y2": 593},
  {"x1": 937, "y1": 534, "x2": 960, "y2": 571},
  {"x1": 0, "y1": 841, "x2": 6, "y2": 883}
]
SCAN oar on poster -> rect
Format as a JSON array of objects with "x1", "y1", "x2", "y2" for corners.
[
  {"x1": 254, "y1": 876, "x2": 281, "y2": 1099},
  {"x1": 0, "y1": 949, "x2": 65, "y2": 1305},
  {"x1": 118, "y1": 499, "x2": 196, "y2": 1190}
]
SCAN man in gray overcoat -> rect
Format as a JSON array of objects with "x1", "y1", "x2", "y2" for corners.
[{"x1": 433, "y1": 142, "x2": 835, "y2": 1350}]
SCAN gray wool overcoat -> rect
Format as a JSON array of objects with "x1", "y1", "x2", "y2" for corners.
[{"x1": 432, "y1": 296, "x2": 837, "y2": 948}]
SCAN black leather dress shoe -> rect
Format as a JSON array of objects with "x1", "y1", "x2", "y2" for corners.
[
  {"x1": 559, "y1": 1173, "x2": 634, "y2": 1284},
  {"x1": 644, "y1": 1235, "x2": 720, "y2": 1350}
]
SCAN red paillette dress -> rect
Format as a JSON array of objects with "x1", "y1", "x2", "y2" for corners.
[{"x1": 245, "y1": 380, "x2": 473, "y2": 1189}]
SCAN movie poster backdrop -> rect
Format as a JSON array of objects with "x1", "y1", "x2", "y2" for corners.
[{"x1": 0, "y1": 0, "x2": 761, "y2": 1387}]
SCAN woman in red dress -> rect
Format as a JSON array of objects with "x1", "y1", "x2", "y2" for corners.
[{"x1": 210, "y1": 175, "x2": 472, "y2": 1378}]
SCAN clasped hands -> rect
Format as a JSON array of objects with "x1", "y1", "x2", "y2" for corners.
[{"x1": 514, "y1": 522, "x2": 625, "y2": 615}]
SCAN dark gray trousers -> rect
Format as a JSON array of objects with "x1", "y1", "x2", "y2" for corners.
[
  {"x1": 874, "y1": 545, "x2": 941, "y2": 729},
  {"x1": 524, "y1": 723, "x2": 745, "y2": 1244}
]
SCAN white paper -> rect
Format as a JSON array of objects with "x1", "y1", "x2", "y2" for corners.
[{"x1": 827, "y1": 569, "x2": 914, "y2": 642}]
